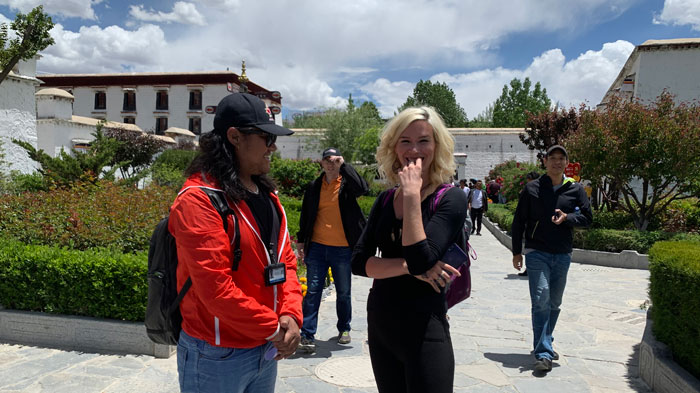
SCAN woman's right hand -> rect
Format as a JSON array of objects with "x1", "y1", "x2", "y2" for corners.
[{"x1": 414, "y1": 261, "x2": 461, "y2": 292}]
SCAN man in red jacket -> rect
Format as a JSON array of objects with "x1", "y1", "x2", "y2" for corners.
[{"x1": 169, "y1": 93, "x2": 303, "y2": 392}]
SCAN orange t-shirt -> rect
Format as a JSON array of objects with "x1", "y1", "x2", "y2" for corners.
[{"x1": 311, "y1": 176, "x2": 349, "y2": 247}]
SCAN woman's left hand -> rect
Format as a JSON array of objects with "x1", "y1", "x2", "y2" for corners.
[
  {"x1": 414, "y1": 261, "x2": 461, "y2": 292},
  {"x1": 397, "y1": 157, "x2": 423, "y2": 197}
]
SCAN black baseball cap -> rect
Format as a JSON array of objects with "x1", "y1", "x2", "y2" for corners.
[
  {"x1": 322, "y1": 147, "x2": 340, "y2": 158},
  {"x1": 545, "y1": 145, "x2": 568, "y2": 159},
  {"x1": 213, "y1": 93, "x2": 293, "y2": 136}
]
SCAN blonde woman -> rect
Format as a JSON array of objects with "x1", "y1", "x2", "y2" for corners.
[{"x1": 351, "y1": 107, "x2": 467, "y2": 393}]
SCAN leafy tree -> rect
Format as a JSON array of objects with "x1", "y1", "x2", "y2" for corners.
[
  {"x1": 399, "y1": 80, "x2": 468, "y2": 127},
  {"x1": 104, "y1": 128, "x2": 166, "y2": 181},
  {"x1": 566, "y1": 91, "x2": 700, "y2": 230},
  {"x1": 0, "y1": 5, "x2": 54, "y2": 85},
  {"x1": 492, "y1": 77, "x2": 551, "y2": 128},
  {"x1": 288, "y1": 97, "x2": 384, "y2": 164},
  {"x1": 471, "y1": 104, "x2": 494, "y2": 127},
  {"x1": 521, "y1": 107, "x2": 580, "y2": 162},
  {"x1": 12, "y1": 124, "x2": 123, "y2": 187}
]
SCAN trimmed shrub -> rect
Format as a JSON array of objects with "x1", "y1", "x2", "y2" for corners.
[
  {"x1": 0, "y1": 181, "x2": 174, "y2": 253},
  {"x1": 270, "y1": 158, "x2": 319, "y2": 198},
  {"x1": 485, "y1": 204, "x2": 514, "y2": 234},
  {"x1": 592, "y1": 209, "x2": 635, "y2": 230},
  {"x1": 358, "y1": 195, "x2": 376, "y2": 217},
  {"x1": 0, "y1": 239, "x2": 148, "y2": 321},
  {"x1": 151, "y1": 149, "x2": 198, "y2": 189},
  {"x1": 649, "y1": 241, "x2": 700, "y2": 379}
]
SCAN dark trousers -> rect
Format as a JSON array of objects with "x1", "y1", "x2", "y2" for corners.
[
  {"x1": 470, "y1": 207, "x2": 483, "y2": 233},
  {"x1": 367, "y1": 309, "x2": 454, "y2": 393}
]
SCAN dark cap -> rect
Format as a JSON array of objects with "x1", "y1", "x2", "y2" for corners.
[
  {"x1": 213, "y1": 93, "x2": 293, "y2": 136},
  {"x1": 545, "y1": 145, "x2": 568, "y2": 159},
  {"x1": 322, "y1": 147, "x2": 340, "y2": 158}
]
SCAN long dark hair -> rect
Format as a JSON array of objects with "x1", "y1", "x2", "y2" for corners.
[{"x1": 185, "y1": 130, "x2": 276, "y2": 202}]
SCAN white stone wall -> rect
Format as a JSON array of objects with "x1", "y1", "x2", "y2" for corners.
[
  {"x1": 0, "y1": 73, "x2": 40, "y2": 174},
  {"x1": 36, "y1": 95, "x2": 73, "y2": 120},
  {"x1": 36, "y1": 119, "x2": 98, "y2": 157},
  {"x1": 636, "y1": 48, "x2": 700, "y2": 105},
  {"x1": 69, "y1": 84, "x2": 283, "y2": 134}
]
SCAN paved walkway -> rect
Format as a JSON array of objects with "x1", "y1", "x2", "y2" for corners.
[{"x1": 0, "y1": 225, "x2": 652, "y2": 392}]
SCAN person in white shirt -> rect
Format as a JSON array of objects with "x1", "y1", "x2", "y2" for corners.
[{"x1": 467, "y1": 180, "x2": 488, "y2": 235}]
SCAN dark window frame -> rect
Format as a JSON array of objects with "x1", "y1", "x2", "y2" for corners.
[
  {"x1": 189, "y1": 117, "x2": 202, "y2": 135},
  {"x1": 123, "y1": 91, "x2": 136, "y2": 111},
  {"x1": 156, "y1": 91, "x2": 168, "y2": 110},
  {"x1": 189, "y1": 90, "x2": 202, "y2": 110},
  {"x1": 94, "y1": 91, "x2": 106, "y2": 110}
]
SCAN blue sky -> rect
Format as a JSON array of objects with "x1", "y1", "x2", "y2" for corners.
[{"x1": 1, "y1": 0, "x2": 699, "y2": 120}]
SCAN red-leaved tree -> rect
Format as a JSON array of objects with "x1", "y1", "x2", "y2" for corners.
[{"x1": 566, "y1": 91, "x2": 700, "y2": 230}]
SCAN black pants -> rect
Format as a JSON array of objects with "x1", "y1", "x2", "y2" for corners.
[
  {"x1": 367, "y1": 309, "x2": 454, "y2": 393},
  {"x1": 471, "y1": 207, "x2": 483, "y2": 233}
]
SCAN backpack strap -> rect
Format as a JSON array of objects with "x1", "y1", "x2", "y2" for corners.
[
  {"x1": 200, "y1": 188, "x2": 242, "y2": 270},
  {"x1": 381, "y1": 187, "x2": 398, "y2": 207},
  {"x1": 430, "y1": 183, "x2": 454, "y2": 214}
]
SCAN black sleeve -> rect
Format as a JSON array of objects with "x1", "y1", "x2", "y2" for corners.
[
  {"x1": 565, "y1": 185, "x2": 593, "y2": 228},
  {"x1": 403, "y1": 187, "x2": 468, "y2": 275},
  {"x1": 351, "y1": 191, "x2": 385, "y2": 277},
  {"x1": 340, "y1": 162, "x2": 369, "y2": 197},
  {"x1": 511, "y1": 188, "x2": 529, "y2": 255},
  {"x1": 296, "y1": 182, "x2": 312, "y2": 243}
]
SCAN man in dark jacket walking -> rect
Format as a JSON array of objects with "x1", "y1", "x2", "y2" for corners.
[
  {"x1": 296, "y1": 148, "x2": 368, "y2": 352},
  {"x1": 511, "y1": 145, "x2": 592, "y2": 373}
]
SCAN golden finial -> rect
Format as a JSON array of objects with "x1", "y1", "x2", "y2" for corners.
[{"x1": 239, "y1": 60, "x2": 249, "y2": 83}]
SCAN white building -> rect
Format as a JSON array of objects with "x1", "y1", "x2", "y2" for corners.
[
  {"x1": 0, "y1": 58, "x2": 41, "y2": 174},
  {"x1": 35, "y1": 88, "x2": 171, "y2": 157},
  {"x1": 599, "y1": 38, "x2": 700, "y2": 108},
  {"x1": 36, "y1": 67, "x2": 283, "y2": 136}
]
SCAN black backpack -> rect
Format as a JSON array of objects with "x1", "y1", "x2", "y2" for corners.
[{"x1": 145, "y1": 187, "x2": 241, "y2": 345}]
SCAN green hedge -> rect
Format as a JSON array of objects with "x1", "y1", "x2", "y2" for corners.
[
  {"x1": 649, "y1": 241, "x2": 700, "y2": 379},
  {"x1": 0, "y1": 239, "x2": 148, "y2": 322},
  {"x1": 485, "y1": 205, "x2": 700, "y2": 254}
]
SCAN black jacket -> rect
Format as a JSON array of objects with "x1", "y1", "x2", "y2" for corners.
[
  {"x1": 296, "y1": 162, "x2": 369, "y2": 255},
  {"x1": 511, "y1": 175, "x2": 592, "y2": 255},
  {"x1": 467, "y1": 188, "x2": 488, "y2": 212}
]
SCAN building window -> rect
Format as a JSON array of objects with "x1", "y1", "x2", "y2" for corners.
[
  {"x1": 155, "y1": 117, "x2": 168, "y2": 135},
  {"x1": 124, "y1": 117, "x2": 136, "y2": 124},
  {"x1": 156, "y1": 91, "x2": 168, "y2": 110},
  {"x1": 123, "y1": 91, "x2": 136, "y2": 111},
  {"x1": 94, "y1": 91, "x2": 106, "y2": 110},
  {"x1": 189, "y1": 117, "x2": 202, "y2": 135},
  {"x1": 189, "y1": 90, "x2": 202, "y2": 110}
]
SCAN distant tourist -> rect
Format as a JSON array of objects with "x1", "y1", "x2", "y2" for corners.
[
  {"x1": 352, "y1": 106, "x2": 467, "y2": 393},
  {"x1": 511, "y1": 145, "x2": 592, "y2": 373},
  {"x1": 296, "y1": 147, "x2": 368, "y2": 353},
  {"x1": 468, "y1": 179, "x2": 488, "y2": 235}
]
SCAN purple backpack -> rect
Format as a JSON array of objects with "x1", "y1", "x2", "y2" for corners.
[{"x1": 382, "y1": 184, "x2": 474, "y2": 308}]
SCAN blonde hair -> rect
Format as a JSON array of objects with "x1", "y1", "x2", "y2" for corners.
[{"x1": 376, "y1": 106, "x2": 456, "y2": 186}]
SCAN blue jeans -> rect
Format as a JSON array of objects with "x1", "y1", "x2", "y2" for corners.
[
  {"x1": 525, "y1": 250, "x2": 571, "y2": 361},
  {"x1": 177, "y1": 330, "x2": 277, "y2": 393},
  {"x1": 301, "y1": 242, "x2": 352, "y2": 339}
]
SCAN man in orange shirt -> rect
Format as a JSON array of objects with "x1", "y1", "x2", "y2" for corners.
[{"x1": 296, "y1": 148, "x2": 369, "y2": 352}]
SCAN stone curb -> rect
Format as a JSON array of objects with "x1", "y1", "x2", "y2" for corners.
[
  {"x1": 482, "y1": 216, "x2": 649, "y2": 270},
  {"x1": 640, "y1": 310, "x2": 700, "y2": 393},
  {"x1": 0, "y1": 309, "x2": 174, "y2": 358}
]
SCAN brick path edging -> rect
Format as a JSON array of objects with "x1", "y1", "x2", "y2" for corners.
[
  {"x1": 0, "y1": 308, "x2": 174, "y2": 358},
  {"x1": 482, "y1": 217, "x2": 649, "y2": 270}
]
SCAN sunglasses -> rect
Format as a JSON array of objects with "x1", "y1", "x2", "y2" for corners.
[{"x1": 238, "y1": 127, "x2": 277, "y2": 147}]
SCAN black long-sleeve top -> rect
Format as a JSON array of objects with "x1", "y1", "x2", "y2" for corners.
[{"x1": 351, "y1": 186, "x2": 467, "y2": 314}]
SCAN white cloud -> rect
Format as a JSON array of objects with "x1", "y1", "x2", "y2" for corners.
[
  {"x1": 362, "y1": 41, "x2": 636, "y2": 119},
  {"x1": 0, "y1": 0, "x2": 99, "y2": 20},
  {"x1": 654, "y1": 0, "x2": 700, "y2": 30},
  {"x1": 34, "y1": 1, "x2": 641, "y2": 112},
  {"x1": 128, "y1": 2, "x2": 206, "y2": 26},
  {"x1": 39, "y1": 23, "x2": 167, "y2": 73}
]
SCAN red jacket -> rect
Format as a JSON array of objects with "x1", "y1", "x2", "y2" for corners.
[{"x1": 169, "y1": 174, "x2": 303, "y2": 348}]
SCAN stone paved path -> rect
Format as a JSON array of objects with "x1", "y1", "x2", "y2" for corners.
[{"x1": 0, "y1": 223, "x2": 652, "y2": 392}]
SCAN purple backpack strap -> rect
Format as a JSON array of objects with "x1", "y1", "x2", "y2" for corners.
[
  {"x1": 381, "y1": 187, "x2": 398, "y2": 207},
  {"x1": 430, "y1": 183, "x2": 454, "y2": 214}
]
